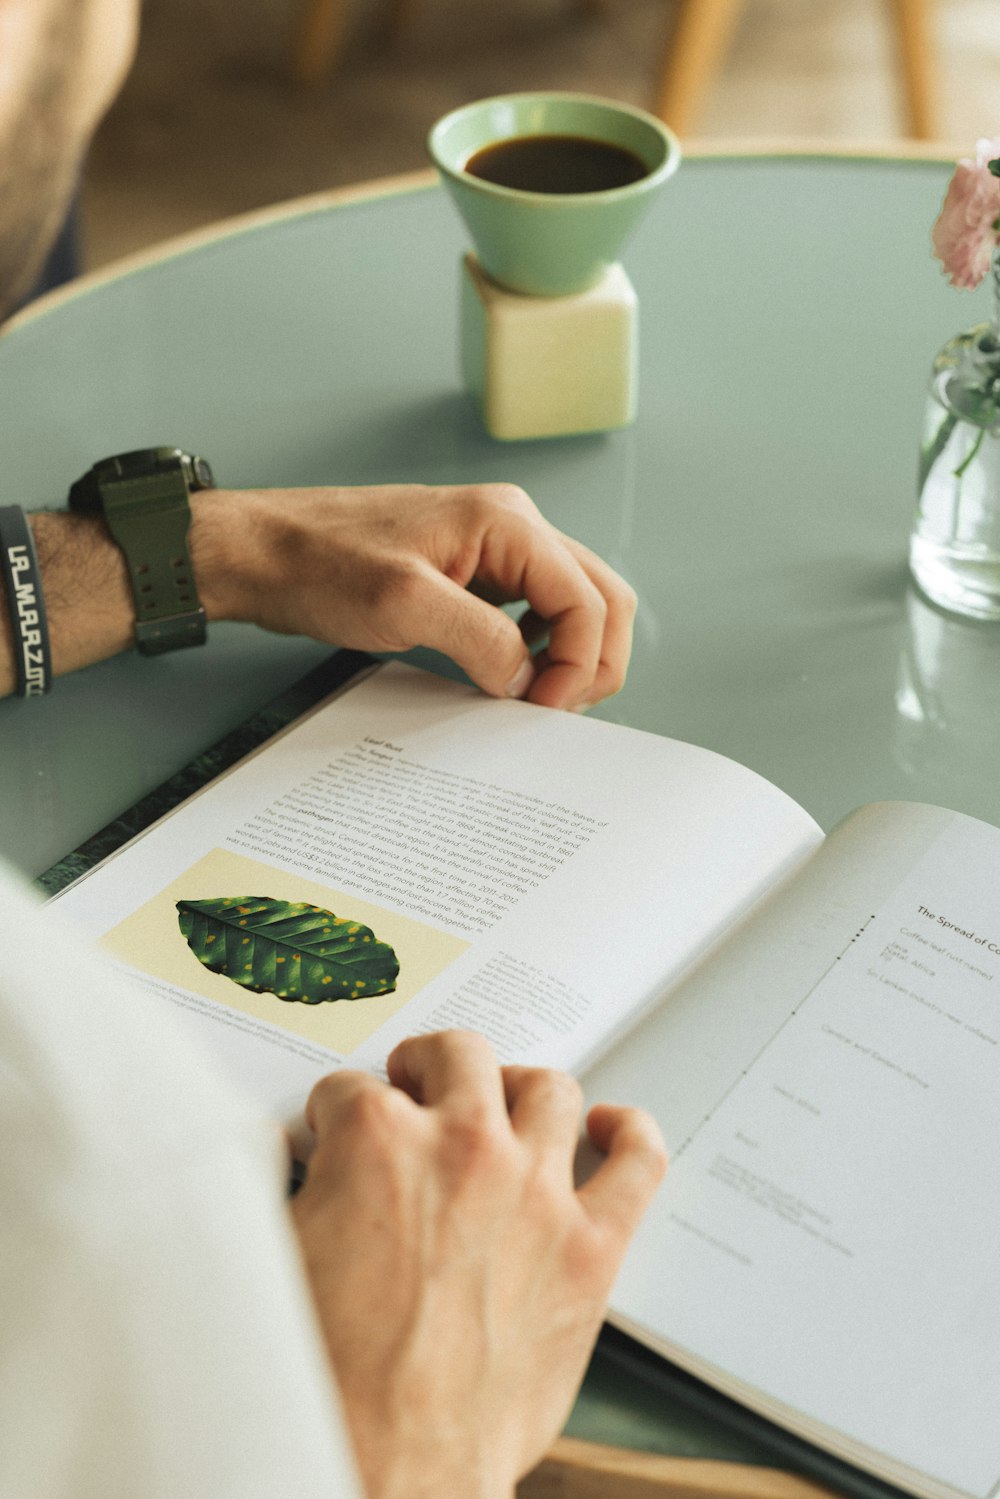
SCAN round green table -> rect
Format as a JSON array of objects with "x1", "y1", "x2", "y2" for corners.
[{"x1": 0, "y1": 152, "x2": 991, "y2": 1489}]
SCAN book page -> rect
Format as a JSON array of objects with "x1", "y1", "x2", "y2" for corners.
[
  {"x1": 584, "y1": 803, "x2": 1000, "y2": 1499},
  {"x1": 53, "y1": 662, "x2": 820, "y2": 1122}
]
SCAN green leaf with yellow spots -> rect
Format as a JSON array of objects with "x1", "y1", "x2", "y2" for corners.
[{"x1": 176, "y1": 897, "x2": 399, "y2": 1005}]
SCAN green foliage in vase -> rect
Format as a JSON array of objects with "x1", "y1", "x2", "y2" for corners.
[{"x1": 176, "y1": 896, "x2": 399, "y2": 1004}]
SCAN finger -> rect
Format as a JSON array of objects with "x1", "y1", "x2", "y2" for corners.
[
  {"x1": 418, "y1": 513, "x2": 615, "y2": 708},
  {"x1": 302, "y1": 1070, "x2": 412, "y2": 1179},
  {"x1": 577, "y1": 1104, "x2": 668, "y2": 1240},
  {"x1": 400, "y1": 523, "x2": 622, "y2": 708},
  {"x1": 305, "y1": 1069, "x2": 399, "y2": 1135},
  {"x1": 397, "y1": 567, "x2": 538, "y2": 700},
  {"x1": 548, "y1": 535, "x2": 637, "y2": 706},
  {"x1": 492, "y1": 526, "x2": 607, "y2": 710},
  {"x1": 502, "y1": 1066, "x2": 584, "y2": 1155},
  {"x1": 387, "y1": 1030, "x2": 508, "y2": 1118}
]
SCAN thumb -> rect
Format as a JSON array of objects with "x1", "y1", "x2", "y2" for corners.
[{"x1": 412, "y1": 572, "x2": 535, "y2": 699}]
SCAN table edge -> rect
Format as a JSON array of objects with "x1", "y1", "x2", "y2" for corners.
[
  {"x1": 2, "y1": 141, "x2": 960, "y2": 336},
  {"x1": 3, "y1": 167, "x2": 439, "y2": 335}
]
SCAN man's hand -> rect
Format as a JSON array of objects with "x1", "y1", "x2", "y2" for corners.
[
  {"x1": 290, "y1": 1031, "x2": 667, "y2": 1499},
  {"x1": 194, "y1": 484, "x2": 635, "y2": 711},
  {"x1": 10, "y1": 484, "x2": 635, "y2": 710}
]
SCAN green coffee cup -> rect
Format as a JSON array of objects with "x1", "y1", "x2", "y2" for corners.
[{"x1": 428, "y1": 92, "x2": 680, "y2": 298}]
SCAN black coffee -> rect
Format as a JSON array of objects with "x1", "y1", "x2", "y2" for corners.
[{"x1": 465, "y1": 134, "x2": 648, "y2": 194}]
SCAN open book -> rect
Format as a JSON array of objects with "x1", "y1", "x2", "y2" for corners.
[{"x1": 53, "y1": 660, "x2": 1000, "y2": 1499}]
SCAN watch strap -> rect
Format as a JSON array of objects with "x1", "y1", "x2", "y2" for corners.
[
  {"x1": 69, "y1": 449, "x2": 212, "y2": 656},
  {"x1": 101, "y1": 469, "x2": 205, "y2": 654}
]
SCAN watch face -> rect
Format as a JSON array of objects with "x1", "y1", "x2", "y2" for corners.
[
  {"x1": 70, "y1": 448, "x2": 214, "y2": 512},
  {"x1": 109, "y1": 447, "x2": 183, "y2": 477},
  {"x1": 110, "y1": 449, "x2": 213, "y2": 489}
]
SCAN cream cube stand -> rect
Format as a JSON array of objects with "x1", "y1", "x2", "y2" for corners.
[{"x1": 460, "y1": 253, "x2": 638, "y2": 441}]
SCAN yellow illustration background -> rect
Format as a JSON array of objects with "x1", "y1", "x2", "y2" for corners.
[{"x1": 101, "y1": 847, "x2": 469, "y2": 1054}]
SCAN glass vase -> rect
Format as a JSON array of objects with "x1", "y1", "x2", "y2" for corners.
[{"x1": 910, "y1": 256, "x2": 1000, "y2": 620}]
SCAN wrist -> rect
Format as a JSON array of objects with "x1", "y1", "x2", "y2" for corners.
[
  {"x1": 29, "y1": 509, "x2": 133, "y2": 681},
  {"x1": 188, "y1": 488, "x2": 279, "y2": 626},
  {"x1": 348, "y1": 1430, "x2": 515, "y2": 1499}
]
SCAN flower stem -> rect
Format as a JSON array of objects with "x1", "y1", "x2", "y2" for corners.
[
  {"x1": 953, "y1": 426, "x2": 986, "y2": 478},
  {"x1": 919, "y1": 412, "x2": 958, "y2": 493}
]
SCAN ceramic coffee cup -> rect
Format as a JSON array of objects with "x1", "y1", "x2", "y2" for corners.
[{"x1": 428, "y1": 92, "x2": 679, "y2": 298}]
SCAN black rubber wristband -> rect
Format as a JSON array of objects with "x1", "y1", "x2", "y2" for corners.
[{"x1": 0, "y1": 506, "x2": 52, "y2": 697}]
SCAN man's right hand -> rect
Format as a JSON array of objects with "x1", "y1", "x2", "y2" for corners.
[
  {"x1": 290, "y1": 1030, "x2": 667, "y2": 1499},
  {"x1": 194, "y1": 482, "x2": 636, "y2": 713}
]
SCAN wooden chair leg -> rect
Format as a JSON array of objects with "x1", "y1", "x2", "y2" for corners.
[
  {"x1": 291, "y1": 0, "x2": 353, "y2": 86},
  {"x1": 654, "y1": 0, "x2": 747, "y2": 136},
  {"x1": 886, "y1": 0, "x2": 938, "y2": 139}
]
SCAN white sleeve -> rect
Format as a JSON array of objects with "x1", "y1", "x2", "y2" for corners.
[{"x1": 0, "y1": 860, "x2": 364, "y2": 1499}]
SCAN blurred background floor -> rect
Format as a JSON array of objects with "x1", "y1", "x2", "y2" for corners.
[{"x1": 83, "y1": 0, "x2": 1000, "y2": 269}]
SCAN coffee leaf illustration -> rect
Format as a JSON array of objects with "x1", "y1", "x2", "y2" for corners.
[{"x1": 176, "y1": 896, "x2": 399, "y2": 1004}]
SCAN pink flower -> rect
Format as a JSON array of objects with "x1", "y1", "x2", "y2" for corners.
[{"x1": 932, "y1": 136, "x2": 1000, "y2": 289}]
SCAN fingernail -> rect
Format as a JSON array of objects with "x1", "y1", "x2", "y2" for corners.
[
  {"x1": 505, "y1": 659, "x2": 535, "y2": 698},
  {"x1": 571, "y1": 702, "x2": 591, "y2": 715}
]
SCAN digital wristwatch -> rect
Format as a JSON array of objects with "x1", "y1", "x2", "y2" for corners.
[{"x1": 68, "y1": 447, "x2": 214, "y2": 655}]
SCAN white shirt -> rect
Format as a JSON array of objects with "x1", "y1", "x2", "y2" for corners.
[{"x1": 0, "y1": 858, "x2": 363, "y2": 1499}]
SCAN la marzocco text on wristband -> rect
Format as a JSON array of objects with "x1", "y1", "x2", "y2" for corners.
[{"x1": 0, "y1": 505, "x2": 51, "y2": 697}]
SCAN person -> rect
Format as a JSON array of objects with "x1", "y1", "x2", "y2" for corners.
[
  {"x1": 0, "y1": 1, "x2": 136, "y2": 321},
  {"x1": 0, "y1": 4, "x2": 669, "y2": 1496}
]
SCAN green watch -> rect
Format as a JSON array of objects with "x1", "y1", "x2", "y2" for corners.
[{"x1": 68, "y1": 447, "x2": 214, "y2": 655}]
